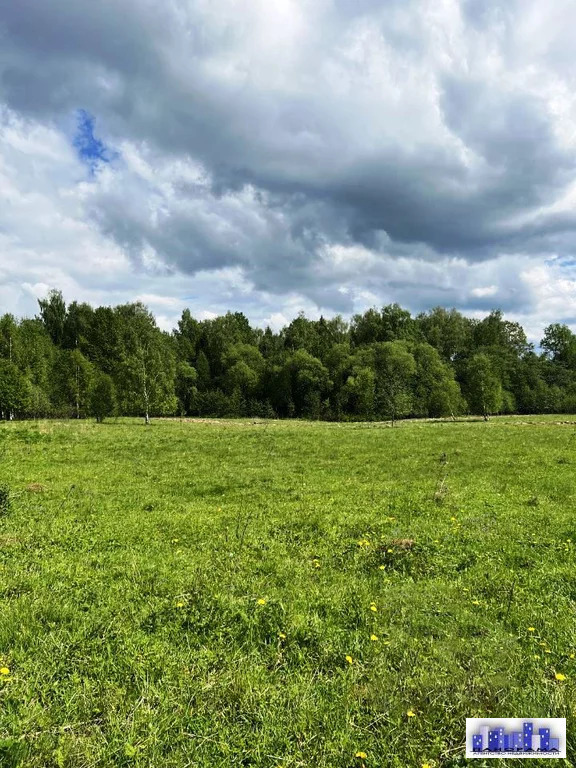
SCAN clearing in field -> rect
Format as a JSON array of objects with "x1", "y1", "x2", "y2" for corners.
[{"x1": 1, "y1": 416, "x2": 575, "y2": 767}]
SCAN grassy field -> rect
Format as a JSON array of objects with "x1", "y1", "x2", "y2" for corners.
[{"x1": 1, "y1": 416, "x2": 576, "y2": 767}]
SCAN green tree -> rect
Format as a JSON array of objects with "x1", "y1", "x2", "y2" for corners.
[
  {"x1": 416, "y1": 307, "x2": 473, "y2": 361},
  {"x1": 373, "y1": 342, "x2": 416, "y2": 425},
  {"x1": 412, "y1": 343, "x2": 464, "y2": 418},
  {"x1": 52, "y1": 349, "x2": 94, "y2": 418},
  {"x1": 89, "y1": 373, "x2": 116, "y2": 423},
  {"x1": 62, "y1": 301, "x2": 94, "y2": 352},
  {"x1": 464, "y1": 353, "x2": 503, "y2": 420},
  {"x1": 0, "y1": 314, "x2": 19, "y2": 362},
  {"x1": 541, "y1": 324, "x2": 576, "y2": 368},
  {"x1": 17, "y1": 319, "x2": 54, "y2": 414},
  {"x1": 38, "y1": 289, "x2": 67, "y2": 346},
  {"x1": 175, "y1": 362, "x2": 198, "y2": 415},
  {"x1": 345, "y1": 367, "x2": 375, "y2": 420},
  {"x1": 286, "y1": 349, "x2": 332, "y2": 418},
  {"x1": 0, "y1": 360, "x2": 29, "y2": 419},
  {"x1": 115, "y1": 303, "x2": 177, "y2": 424},
  {"x1": 174, "y1": 309, "x2": 202, "y2": 363},
  {"x1": 195, "y1": 351, "x2": 211, "y2": 392}
]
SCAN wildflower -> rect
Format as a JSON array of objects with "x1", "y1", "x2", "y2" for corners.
[
  {"x1": 539, "y1": 641, "x2": 547, "y2": 647},
  {"x1": 379, "y1": 565, "x2": 385, "y2": 570},
  {"x1": 555, "y1": 673, "x2": 566, "y2": 681},
  {"x1": 370, "y1": 634, "x2": 379, "y2": 641},
  {"x1": 570, "y1": 653, "x2": 575, "y2": 659},
  {"x1": 0, "y1": 667, "x2": 9, "y2": 676},
  {"x1": 545, "y1": 649, "x2": 552, "y2": 654},
  {"x1": 257, "y1": 598, "x2": 267, "y2": 605},
  {"x1": 312, "y1": 559, "x2": 321, "y2": 568},
  {"x1": 346, "y1": 655, "x2": 354, "y2": 664},
  {"x1": 171, "y1": 538, "x2": 179, "y2": 543},
  {"x1": 528, "y1": 627, "x2": 536, "y2": 632},
  {"x1": 387, "y1": 548, "x2": 393, "y2": 553},
  {"x1": 407, "y1": 710, "x2": 416, "y2": 717},
  {"x1": 471, "y1": 600, "x2": 480, "y2": 606},
  {"x1": 422, "y1": 764, "x2": 432, "y2": 768},
  {"x1": 355, "y1": 752, "x2": 367, "y2": 759},
  {"x1": 278, "y1": 632, "x2": 286, "y2": 639},
  {"x1": 370, "y1": 602, "x2": 377, "y2": 612},
  {"x1": 176, "y1": 601, "x2": 185, "y2": 608}
]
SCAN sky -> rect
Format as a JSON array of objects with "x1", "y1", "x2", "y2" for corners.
[{"x1": 1, "y1": 0, "x2": 576, "y2": 341}]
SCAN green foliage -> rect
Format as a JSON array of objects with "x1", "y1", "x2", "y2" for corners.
[
  {"x1": 88, "y1": 372, "x2": 116, "y2": 422},
  {"x1": 114, "y1": 303, "x2": 177, "y2": 423},
  {"x1": 463, "y1": 352, "x2": 504, "y2": 419},
  {"x1": 51, "y1": 349, "x2": 94, "y2": 417},
  {"x1": 175, "y1": 362, "x2": 198, "y2": 415},
  {"x1": 1, "y1": 292, "x2": 576, "y2": 422},
  {"x1": 373, "y1": 341, "x2": 416, "y2": 423},
  {"x1": 0, "y1": 360, "x2": 29, "y2": 419},
  {"x1": 542, "y1": 323, "x2": 576, "y2": 367},
  {"x1": 38, "y1": 289, "x2": 67, "y2": 346}
]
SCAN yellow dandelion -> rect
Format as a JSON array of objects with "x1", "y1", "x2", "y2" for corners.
[
  {"x1": 545, "y1": 649, "x2": 552, "y2": 654},
  {"x1": 171, "y1": 538, "x2": 179, "y2": 543},
  {"x1": 0, "y1": 667, "x2": 9, "y2": 676},
  {"x1": 422, "y1": 764, "x2": 432, "y2": 768},
  {"x1": 370, "y1": 603, "x2": 377, "y2": 612},
  {"x1": 387, "y1": 548, "x2": 393, "y2": 553},
  {"x1": 176, "y1": 601, "x2": 185, "y2": 608},
  {"x1": 471, "y1": 600, "x2": 480, "y2": 606},
  {"x1": 528, "y1": 627, "x2": 536, "y2": 632},
  {"x1": 539, "y1": 641, "x2": 547, "y2": 647},
  {"x1": 355, "y1": 752, "x2": 367, "y2": 759},
  {"x1": 257, "y1": 598, "x2": 267, "y2": 605},
  {"x1": 278, "y1": 632, "x2": 286, "y2": 639},
  {"x1": 312, "y1": 559, "x2": 321, "y2": 568},
  {"x1": 534, "y1": 655, "x2": 540, "y2": 660},
  {"x1": 370, "y1": 634, "x2": 379, "y2": 641},
  {"x1": 407, "y1": 710, "x2": 416, "y2": 717},
  {"x1": 570, "y1": 653, "x2": 575, "y2": 659},
  {"x1": 555, "y1": 672, "x2": 567, "y2": 681},
  {"x1": 379, "y1": 565, "x2": 386, "y2": 570},
  {"x1": 346, "y1": 655, "x2": 354, "y2": 665}
]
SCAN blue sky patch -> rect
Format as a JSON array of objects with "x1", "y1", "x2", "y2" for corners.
[{"x1": 73, "y1": 109, "x2": 118, "y2": 174}]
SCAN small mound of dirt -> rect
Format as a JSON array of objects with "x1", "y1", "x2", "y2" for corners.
[
  {"x1": 26, "y1": 483, "x2": 46, "y2": 493},
  {"x1": 381, "y1": 538, "x2": 415, "y2": 550}
]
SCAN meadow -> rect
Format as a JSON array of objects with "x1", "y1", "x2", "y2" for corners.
[{"x1": 1, "y1": 416, "x2": 576, "y2": 767}]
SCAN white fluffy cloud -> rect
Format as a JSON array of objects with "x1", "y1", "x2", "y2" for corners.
[{"x1": 1, "y1": 0, "x2": 576, "y2": 341}]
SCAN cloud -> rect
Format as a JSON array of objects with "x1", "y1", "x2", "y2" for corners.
[{"x1": 1, "y1": 0, "x2": 576, "y2": 342}]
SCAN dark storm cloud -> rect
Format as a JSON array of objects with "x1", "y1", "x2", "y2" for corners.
[{"x1": 2, "y1": 0, "x2": 576, "y2": 324}]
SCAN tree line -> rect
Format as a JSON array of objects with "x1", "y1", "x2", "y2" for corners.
[{"x1": 0, "y1": 290, "x2": 575, "y2": 423}]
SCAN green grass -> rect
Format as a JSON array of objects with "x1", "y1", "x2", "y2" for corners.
[{"x1": 1, "y1": 416, "x2": 576, "y2": 767}]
